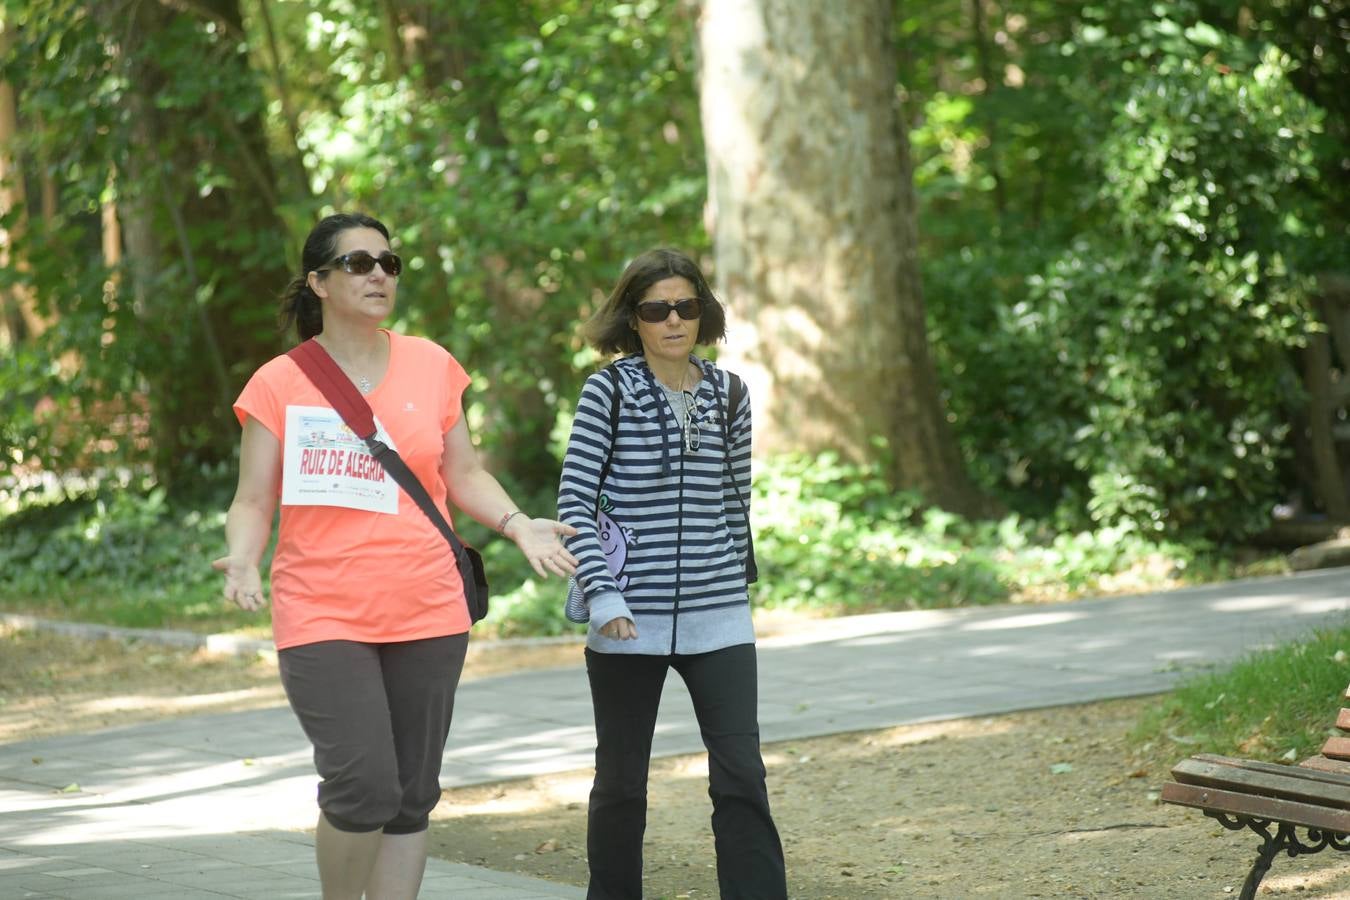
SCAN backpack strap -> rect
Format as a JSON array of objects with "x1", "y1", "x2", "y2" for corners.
[
  {"x1": 597, "y1": 363, "x2": 622, "y2": 497},
  {"x1": 721, "y1": 372, "x2": 745, "y2": 451},
  {"x1": 568, "y1": 363, "x2": 622, "y2": 612},
  {"x1": 719, "y1": 370, "x2": 758, "y2": 584}
]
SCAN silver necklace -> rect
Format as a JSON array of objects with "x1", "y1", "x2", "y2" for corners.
[
  {"x1": 341, "y1": 364, "x2": 373, "y2": 394},
  {"x1": 321, "y1": 341, "x2": 375, "y2": 393}
]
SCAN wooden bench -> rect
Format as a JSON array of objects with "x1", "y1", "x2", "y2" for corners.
[{"x1": 1161, "y1": 682, "x2": 1350, "y2": 899}]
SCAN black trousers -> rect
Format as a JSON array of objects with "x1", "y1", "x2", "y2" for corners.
[{"x1": 584, "y1": 643, "x2": 787, "y2": 900}]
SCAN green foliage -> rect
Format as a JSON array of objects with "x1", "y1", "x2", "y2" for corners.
[
  {"x1": 916, "y1": 2, "x2": 1340, "y2": 540},
  {"x1": 480, "y1": 578, "x2": 575, "y2": 638},
  {"x1": 0, "y1": 474, "x2": 271, "y2": 632},
  {"x1": 2, "y1": 1, "x2": 703, "y2": 501},
  {"x1": 267, "y1": 0, "x2": 707, "y2": 501},
  {"x1": 753, "y1": 452, "x2": 1005, "y2": 610},
  {"x1": 4, "y1": 0, "x2": 1348, "y2": 559},
  {"x1": 2, "y1": 0, "x2": 291, "y2": 483},
  {"x1": 1136, "y1": 625, "x2": 1350, "y2": 763},
  {"x1": 750, "y1": 453, "x2": 1197, "y2": 613}
]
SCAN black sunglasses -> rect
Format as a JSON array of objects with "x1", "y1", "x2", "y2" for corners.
[
  {"x1": 635, "y1": 298, "x2": 701, "y2": 323},
  {"x1": 321, "y1": 250, "x2": 403, "y2": 277}
]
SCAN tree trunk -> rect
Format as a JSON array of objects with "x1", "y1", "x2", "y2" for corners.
[
  {"x1": 253, "y1": 0, "x2": 314, "y2": 202},
  {"x1": 698, "y1": 0, "x2": 987, "y2": 515},
  {"x1": 0, "y1": 16, "x2": 45, "y2": 345},
  {"x1": 969, "y1": 0, "x2": 1006, "y2": 215},
  {"x1": 97, "y1": 0, "x2": 290, "y2": 485},
  {"x1": 393, "y1": 2, "x2": 557, "y2": 488}
]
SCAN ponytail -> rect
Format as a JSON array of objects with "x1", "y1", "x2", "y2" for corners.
[{"x1": 278, "y1": 274, "x2": 324, "y2": 342}]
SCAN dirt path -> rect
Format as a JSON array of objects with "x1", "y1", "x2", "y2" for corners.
[
  {"x1": 5, "y1": 625, "x2": 1350, "y2": 898},
  {"x1": 427, "y1": 698, "x2": 1350, "y2": 898}
]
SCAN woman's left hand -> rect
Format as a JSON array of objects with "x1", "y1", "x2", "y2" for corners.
[{"x1": 507, "y1": 517, "x2": 579, "y2": 578}]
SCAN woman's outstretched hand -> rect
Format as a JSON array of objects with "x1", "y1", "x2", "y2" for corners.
[
  {"x1": 507, "y1": 517, "x2": 579, "y2": 578},
  {"x1": 211, "y1": 556, "x2": 268, "y2": 611}
]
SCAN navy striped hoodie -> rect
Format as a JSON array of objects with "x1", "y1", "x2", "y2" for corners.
[{"x1": 558, "y1": 353, "x2": 755, "y2": 655}]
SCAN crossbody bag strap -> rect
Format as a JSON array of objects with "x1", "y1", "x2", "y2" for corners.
[{"x1": 286, "y1": 340, "x2": 469, "y2": 558}]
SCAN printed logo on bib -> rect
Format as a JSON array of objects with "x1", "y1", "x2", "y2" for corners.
[{"x1": 282, "y1": 405, "x2": 399, "y2": 513}]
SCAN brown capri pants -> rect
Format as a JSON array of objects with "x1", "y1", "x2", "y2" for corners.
[{"x1": 278, "y1": 634, "x2": 469, "y2": 834}]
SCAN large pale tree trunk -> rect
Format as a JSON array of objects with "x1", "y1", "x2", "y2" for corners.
[{"x1": 698, "y1": 0, "x2": 986, "y2": 515}]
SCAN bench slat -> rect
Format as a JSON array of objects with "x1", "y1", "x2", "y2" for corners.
[
  {"x1": 1171, "y1": 756, "x2": 1350, "y2": 809},
  {"x1": 1302, "y1": 756, "x2": 1350, "y2": 777},
  {"x1": 1191, "y1": 753, "x2": 1350, "y2": 788},
  {"x1": 1161, "y1": 781, "x2": 1350, "y2": 833}
]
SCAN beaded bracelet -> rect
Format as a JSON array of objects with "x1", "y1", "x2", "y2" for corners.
[{"x1": 496, "y1": 510, "x2": 525, "y2": 534}]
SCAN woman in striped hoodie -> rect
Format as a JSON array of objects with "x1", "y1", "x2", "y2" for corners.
[{"x1": 559, "y1": 249, "x2": 787, "y2": 899}]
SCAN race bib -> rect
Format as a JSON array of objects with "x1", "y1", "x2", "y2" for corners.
[{"x1": 281, "y1": 405, "x2": 400, "y2": 513}]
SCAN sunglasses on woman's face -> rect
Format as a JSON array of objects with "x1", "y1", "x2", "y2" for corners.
[
  {"x1": 321, "y1": 250, "x2": 403, "y2": 277},
  {"x1": 635, "y1": 297, "x2": 701, "y2": 323}
]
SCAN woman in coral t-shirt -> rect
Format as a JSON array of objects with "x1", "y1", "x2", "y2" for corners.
[{"x1": 213, "y1": 212, "x2": 577, "y2": 899}]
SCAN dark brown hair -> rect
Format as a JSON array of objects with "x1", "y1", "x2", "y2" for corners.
[
  {"x1": 278, "y1": 213, "x2": 391, "y2": 342},
  {"x1": 583, "y1": 248, "x2": 727, "y2": 355}
]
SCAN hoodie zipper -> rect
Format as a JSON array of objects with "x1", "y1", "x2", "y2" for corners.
[{"x1": 669, "y1": 396, "x2": 686, "y2": 655}]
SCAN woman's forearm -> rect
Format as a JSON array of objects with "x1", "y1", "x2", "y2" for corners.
[
  {"x1": 445, "y1": 466, "x2": 522, "y2": 535},
  {"x1": 439, "y1": 418, "x2": 576, "y2": 576},
  {"x1": 224, "y1": 497, "x2": 275, "y2": 566}
]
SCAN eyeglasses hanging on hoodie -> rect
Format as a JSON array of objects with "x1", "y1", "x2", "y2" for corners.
[
  {"x1": 683, "y1": 394, "x2": 703, "y2": 453},
  {"x1": 659, "y1": 383, "x2": 704, "y2": 454}
]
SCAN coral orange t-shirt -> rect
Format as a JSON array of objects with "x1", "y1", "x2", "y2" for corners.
[{"x1": 233, "y1": 331, "x2": 473, "y2": 650}]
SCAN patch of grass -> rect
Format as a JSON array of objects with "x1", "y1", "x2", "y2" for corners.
[{"x1": 1134, "y1": 625, "x2": 1350, "y2": 764}]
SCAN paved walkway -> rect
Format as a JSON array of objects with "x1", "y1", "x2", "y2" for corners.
[{"x1": 1, "y1": 569, "x2": 1347, "y2": 898}]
